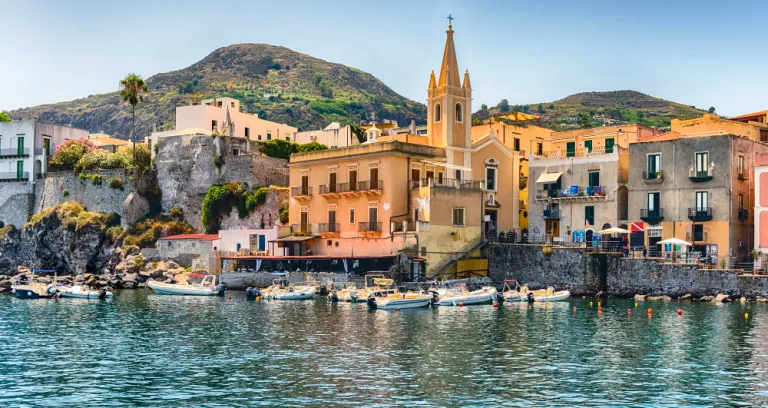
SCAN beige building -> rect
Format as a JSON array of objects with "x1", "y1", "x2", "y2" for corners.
[
  {"x1": 291, "y1": 122, "x2": 358, "y2": 148},
  {"x1": 148, "y1": 97, "x2": 297, "y2": 150}
]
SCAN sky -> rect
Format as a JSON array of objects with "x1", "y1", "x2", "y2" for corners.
[{"x1": 2, "y1": 0, "x2": 767, "y2": 116}]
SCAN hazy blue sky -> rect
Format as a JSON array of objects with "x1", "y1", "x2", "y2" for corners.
[{"x1": 2, "y1": 0, "x2": 767, "y2": 116}]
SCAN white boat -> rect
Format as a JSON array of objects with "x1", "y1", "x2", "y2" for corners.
[
  {"x1": 370, "y1": 292, "x2": 432, "y2": 310},
  {"x1": 436, "y1": 285, "x2": 497, "y2": 306},
  {"x1": 532, "y1": 287, "x2": 571, "y2": 302},
  {"x1": 266, "y1": 279, "x2": 316, "y2": 300},
  {"x1": 329, "y1": 282, "x2": 359, "y2": 302},
  {"x1": 58, "y1": 285, "x2": 113, "y2": 299},
  {"x1": 147, "y1": 274, "x2": 224, "y2": 296},
  {"x1": 353, "y1": 275, "x2": 397, "y2": 302},
  {"x1": 502, "y1": 280, "x2": 544, "y2": 302},
  {"x1": 11, "y1": 270, "x2": 59, "y2": 299}
]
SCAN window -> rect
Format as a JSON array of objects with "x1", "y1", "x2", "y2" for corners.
[
  {"x1": 438, "y1": 171, "x2": 444, "y2": 184},
  {"x1": 413, "y1": 208, "x2": 419, "y2": 222},
  {"x1": 648, "y1": 192, "x2": 660, "y2": 215},
  {"x1": 211, "y1": 120, "x2": 217, "y2": 131},
  {"x1": 16, "y1": 161, "x2": 23, "y2": 179},
  {"x1": 452, "y1": 208, "x2": 465, "y2": 226},
  {"x1": 426, "y1": 170, "x2": 435, "y2": 181},
  {"x1": 434, "y1": 103, "x2": 441, "y2": 122},
  {"x1": 300, "y1": 211, "x2": 308, "y2": 232},
  {"x1": 695, "y1": 191, "x2": 708, "y2": 211},
  {"x1": 245, "y1": 128, "x2": 250, "y2": 138},
  {"x1": 455, "y1": 169, "x2": 461, "y2": 181},
  {"x1": 328, "y1": 209, "x2": 337, "y2": 231},
  {"x1": 370, "y1": 167, "x2": 379, "y2": 189},
  {"x1": 301, "y1": 175, "x2": 309, "y2": 195},
  {"x1": 368, "y1": 207, "x2": 379, "y2": 229},
  {"x1": 411, "y1": 168, "x2": 421, "y2": 182},
  {"x1": 537, "y1": 143, "x2": 543, "y2": 156},
  {"x1": 486, "y1": 167, "x2": 497, "y2": 191},
  {"x1": 585, "y1": 206, "x2": 595, "y2": 226},
  {"x1": 267, "y1": 132, "x2": 272, "y2": 140},
  {"x1": 514, "y1": 138, "x2": 520, "y2": 151},
  {"x1": 739, "y1": 194, "x2": 744, "y2": 210},
  {"x1": 738, "y1": 155, "x2": 745, "y2": 177},
  {"x1": 285, "y1": 137, "x2": 290, "y2": 141},
  {"x1": 258, "y1": 135, "x2": 262, "y2": 141},
  {"x1": 43, "y1": 137, "x2": 51, "y2": 156},
  {"x1": 588, "y1": 171, "x2": 600, "y2": 188},
  {"x1": 328, "y1": 172, "x2": 337, "y2": 193},
  {"x1": 695, "y1": 152, "x2": 709, "y2": 176},
  {"x1": 234, "y1": 148, "x2": 241, "y2": 156},
  {"x1": 693, "y1": 224, "x2": 704, "y2": 242},
  {"x1": 231, "y1": 102, "x2": 235, "y2": 108},
  {"x1": 566, "y1": 142, "x2": 576, "y2": 157},
  {"x1": 349, "y1": 208, "x2": 355, "y2": 224},
  {"x1": 605, "y1": 138, "x2": 615, "y2": 153},
  {"x1": 349, "y1": 169, "x2": 358, "y2": 191},
  {"x1": 455, "y1": 103, "x2": 463, "y2": 122},
  {"x1": 17, "y1": 136, "x2": 24, "y2": 155},
  {"x1": 647, "y1": 154, "x2": 660, "y2": 178},
  {"x1": 584, "y1": 140, "x2": 592, "y2": 153}
]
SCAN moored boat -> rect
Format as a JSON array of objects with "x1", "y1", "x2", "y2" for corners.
[
  {"x1": 436, "y1": 284, "x2": 497, "y2": 306},
  {"x1": 58, "y1": 285, "x2": 113, "y2": 299},
  {"x1": 266, "y1": 278, "x2": 316, "y2": 300},
  {"x1": 503, "y1": 280, "x2": 545, "y2": 302},
  {"x1": 532, "y1": 287, "x2": 571, "y2": 302},
  {"x1": 365, "y1": 278, "x2": 431, "y2": 310},
  {"x1": 147, "y1": 274, "x2": 225, "y2": 296},
  {"x1": 11, "y1": 270, "x2": 59, "y2": 299}
]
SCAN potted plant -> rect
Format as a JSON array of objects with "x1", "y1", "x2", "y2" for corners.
[
  {"x1": 656, "y1": 171, "x2": 663, "y2": 179},
  {"x1": 751, "y1": 250, "x2": 761, "y2": 275}
]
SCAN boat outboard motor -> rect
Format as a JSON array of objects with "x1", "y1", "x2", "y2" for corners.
[
  {"x1": 367, "y1": 295, "x2": 378, "y2": 310},
  {"x1": 215, "y1": 283, "x2": 226, "y2": 296},
  {"x1": 430, "y1": 290, "x2": 440, "y2": 307},
  {"x1": 526, "y1": 292, "x2": 535, "y2": 303},
  {"x1": 496, "y1": 291, "x2": 504, "y2": 303},
  {"x1": 98, "y1": 288, "x2": 108, "y2": 300},
  {"x1": 46, "y1": 284, "x2": 58, "y2": 297},
  {"x1": 245, "y1": 287, "x2": 261, "y2": 299},
  {"x1": 329, "y1": 290, "x2": 339, "y2": 302}
]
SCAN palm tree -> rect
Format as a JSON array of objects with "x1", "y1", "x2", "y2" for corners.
[{"x1": 119, "y1": 73, "x2": 148, "y2": 172}]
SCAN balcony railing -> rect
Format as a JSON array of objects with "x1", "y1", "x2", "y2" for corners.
[
  {"x1": 0, "y1": 172, "x2": 29, "y2": 182},
  {"x1": 535, "y1": 185, "x2": 607, "y2": 200},
  {"x1": 0, "y1": 148, "x2": 30, "y2": 157},
  {"x1": 534, "y1": 147, "x2": 615, "y2": 160},
  {"x1": 414, "y1": 177, "x2": 484, "y2": 190},
  {"x1": 738, "y1": 207, "x2": 749, "y2": 221},
  {"x1": 358, "y1": 222, "x2": 382, "y2": 232},
  {"x1": 318, "y1": 184, "x2": 339, "y2": 195},
  {"x1": 642, "y1": 170, "x2": 664, "y2": 183},
  {"x1": 543, "y1": 208, "x2": 561, "y2": 220},
  {"x1": 640, "y1": 208, "x2": 664, "y2": 225},
  {"x1": 291, "y1": 223, "x2": 312, "y2": 235},
  {"x1": 688, "y1": 207, "x2": 713, "y2": 221},
  {"x1": 357, "y1": 180, "x2": 383, "y2": 191},
  {"x1": 318, "y1": 223, "x2": 340, "y2": 233},
  {"x1": 335, "y1": 182, "x2": 357, "y2": 193},
  {"x1": 291, "y1": 186, "x2": 312, "y2": 197},
  {"x1": 689, "y1": 168, "x2": 713, "y2": 182}
]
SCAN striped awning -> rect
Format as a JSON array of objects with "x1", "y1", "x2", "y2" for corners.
[{"x1": 536, "y1": 172, "x2": 563, "y2": 183}]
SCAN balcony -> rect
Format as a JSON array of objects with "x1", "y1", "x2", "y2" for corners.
[
  {"x1": 318, "y1": 223, "x2": 340, "y2": 237},
  {"x1": 318, "y1": 184, "x2": 341, "y2": 198},
  {"x1": 738, "y1": 207, "x2": 749, "y2": 221},
  {"x1": 413, "y1": 177, "x2": 484, "y2": 190},
  {"x1": 543, "y1": 208, "x2": 560, "y2": 220},
  {"x1": 0, "y1": 172, "x2": 29, "y2": 182},
  {"x1": 640, "y1": 208, "x2": 664, "y2": 225},
  {"x1": 738, "y1": 172, "x2": 748, "y2": 181},
  {"x1": 290, "y1": 186, "x2": 312, "y2": 201},
  {"x1": 358, "y1": 221, "x2": 382, "y2": 236},
  {"x1": 290, "y1": 223, "x2": 313, "y2": 236},
  {"x1": 533, "y1": 146, "x2": 617, "y2": 161},
  {"x1": 534, "y1": 185, "x2": 607, "y2": 202},
  {"x1": 357, "y1": 180, "x2": 383, "y2": 196},
  {"x1": 688, "y1": 207, "x2": 713, "y2": 221},
  {"x1": 689, "y1": 169, "x2": 713, "y2": 183},
  {"x1": 642, "y1": 170, "x2": 664, "y2": 184},
  {"x1": 0, "y1": 148, "x2": 30, "y2": 158}
]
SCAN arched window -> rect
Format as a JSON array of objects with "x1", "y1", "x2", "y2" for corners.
[
  {"x1": 434, "y1": 103, "x2": 441, "y2": 122},
  {"x1": 455, "y1": 103, "x2": 463, "y2": 122}
]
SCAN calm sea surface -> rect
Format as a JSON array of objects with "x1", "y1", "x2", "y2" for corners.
[{"x1": 1, "y1": 291, "x2": 768, "y2": 407}]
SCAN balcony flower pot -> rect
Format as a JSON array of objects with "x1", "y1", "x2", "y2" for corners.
[{"x1": 656, "y1": 171, "x2": 663, "y2": 179}]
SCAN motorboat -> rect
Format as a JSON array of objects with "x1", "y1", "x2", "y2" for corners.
[
  {"x1": 58, "y1": 285, "x2": 113, "y2": 299},
  {"x1": 11, "y1": 270, "x2": 59, "y2": 299},
  {"x1": 366, "y1": 278, "x2": 431, "y2": 310},
  {"x1": 436, "y1": 284, "x2": 497, "y2": 306},
  {"x1": 532, "y1": 287, "x2": 571, "y2": 302},
  {"x1": 502, "y1": 280, "x2": 545, "y2": 302},
  {"x1": 147, "y1": 274, "x2": 225, "y2": 296},
  {"x1": 352, "y1": 274, "x2": 397, "y2": 302},
  {"x1": 266, "y1": 278, "x2": 316, "y2": 300},
  {"x1": 328, "y1": 282, "x2": 354, "y2": 302}
]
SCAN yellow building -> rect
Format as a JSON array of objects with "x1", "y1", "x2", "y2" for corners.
[{"x1": 280, "y1": 23, "x2": 524, "y2": 278}]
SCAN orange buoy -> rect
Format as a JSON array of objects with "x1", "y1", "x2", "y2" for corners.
[
  {"x1": 597, "y1": 306, "x2": 603, "y2": 313},
  {"x1": 677, "y1": 309, "x2": 682, "y2": 316},
  {"x1": 528, "y1": 305, "x2": 533, "y2": 309},
  {"x1": 647, "y1": 308, "x2": 653, "y2": 316},
  {"x1": 228, "y1": 295, "x2": 232, "y2": 300},
  {"x1": 459, "y1": 302, "x2": 464, "y2": 307},
  {"x1": 628, "y1": 309, "x2": 632, "y2": 314},
  {"x1": 573, "y1": 306, "x2": 577, "y2": 312},
  {"x1": 493, "y1": 302, "x2": 499, "y2": 308}
]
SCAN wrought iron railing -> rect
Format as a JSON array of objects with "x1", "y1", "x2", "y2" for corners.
[
  {"x1": 358, "y1": 222, "x2": 382, "y2": 232},
  {"x1": 291, "y1": 186, "x2": 312, "y2": 196},
  {"x1": 318, "y1": 223, "x2": 340, "y2": 233}
]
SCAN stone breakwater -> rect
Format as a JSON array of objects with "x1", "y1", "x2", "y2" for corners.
[{"x1": 485, "y1": 243, "x2": 768, "y2": 299}]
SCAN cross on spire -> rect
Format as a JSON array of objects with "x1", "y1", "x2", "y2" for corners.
[{"x1": 447, "y1": 14, "x2": 454, "y2": 26}]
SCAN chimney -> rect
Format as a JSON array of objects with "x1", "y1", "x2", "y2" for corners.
[{"x1": 410, "y1": 118, "x2": 416, "y2": 134}]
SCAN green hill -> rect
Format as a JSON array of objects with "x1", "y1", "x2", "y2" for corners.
[
  {"x1": 474, "y1": 90, "x2": 708, "y2": 130},
  {"x1": 6, "y1": 44, "x2": 426, "y2": 138}
]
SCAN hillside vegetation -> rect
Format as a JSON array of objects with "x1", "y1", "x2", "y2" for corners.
[{"x1": 7, "y1": 44, "x2": 426, "y2": 138}]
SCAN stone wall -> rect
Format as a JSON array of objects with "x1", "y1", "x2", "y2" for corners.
[
  {"x1": 142, "y1": 239, "x2": 214, "y2": 269},
  {"x1": 155, "y1": 134, "x2": 289, "y2": 231},
  {"x1": 33, "y1": 170, "x2": 138, "y2": 225},
  {"x1": 486, "y1": 242, "x2": 768, "y2": 297},
  {"x1": 0, "y1": 183, "x2": 34, "y2": 228},
  {"x1": 219, "y1": 188, "x2": 289, "y2": 230}
]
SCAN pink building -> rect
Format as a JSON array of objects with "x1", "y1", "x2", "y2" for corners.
[{"x1": 755, "y1": 152, "x2": 768, "y2": 269}]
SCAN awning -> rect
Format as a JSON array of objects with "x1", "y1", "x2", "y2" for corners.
[
  {"x1": 536, "y1": 172, "x2": 563, "y2": 184},
  {"x1": 272, "y1": 235, "x2": 319, "y2": 243}
]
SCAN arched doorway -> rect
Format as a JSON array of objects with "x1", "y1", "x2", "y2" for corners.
[{"x1": 34, "y1": 159, "x2": 42, "y2": 179}]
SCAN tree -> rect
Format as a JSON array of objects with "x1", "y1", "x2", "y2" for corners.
[
  {"x1": 0, "y1": 112, "x2": 10, "y2": 122},
  {"x1": 537, "y1": 104, "x2": 545, "y2": 114},
  {"x1": 579, "y1": 113, "x2": 590, "y2": 129},
  {"x1": 498, "y1": 99, "x2": 510, "y2": 113},
  {"x1": 119, "y1": 73, "x2": 148, "y2": 174},
  {"x1": 708, "y1": 106, "x2": 716, "y2": 114},
  {"x1": 480, "y1": 104, "x2": 488, "y2": 111}
]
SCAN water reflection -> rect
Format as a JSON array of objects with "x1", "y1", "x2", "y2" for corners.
[{"x1": 1, "y1": 293, "x2": 767, "y2": 406}]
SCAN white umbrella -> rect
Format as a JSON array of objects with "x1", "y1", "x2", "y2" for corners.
[
  {"x1": 657, "y1": 237, "x2": 692, "y2": 246},
  {"x1": 598, "y1": 227, "x2": 630, "y2": 234}
]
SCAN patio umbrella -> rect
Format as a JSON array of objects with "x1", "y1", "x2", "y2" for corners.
[
  {"x1": 657, "y1": 237, "x2": 692, "y2": 246},
  {"x1": 598, "y1": 227, "x2": 630, "y2": 234}
]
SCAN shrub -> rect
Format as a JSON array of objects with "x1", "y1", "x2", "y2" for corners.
[
  {"x1": 134, "y1": 256, "x2": 146, "y2": 270},
  {"x1": 213, "y1": 156, "x2": 225, "y2": 168},
  {"x1": 279, "y1": 204, "x2": 289, "y2": 224},
  {"x1": 258, "y1": 139, "x2": 328, "y2": 160},
  {"x1": 109, "y1": 177, "x2": 124, "y2": 190},
  {"x1": 62, "y1": 189, "x2": 69, "y2": 197},
  {"x1": 106, "y1": 226, "x2": 125, "y2": 244},
  {"x1": 78, "y1": 172, "x2": 87, "y2": 181},
  {"x1": 0, "y1": 224, "x2": 16, "y2": 237},
  {"x1": 296, "y1": 141, "x2": 328, "y2": 153},
  {"x1": 202, "y1": 182, "x2": 271, "y2": 233},
  {"x1": 123, "y1": 245, "x2": 140, "y2": 256},
  {"x1": 169, "y1": 207, "x2": 184, "y2": 221},
  {"x1": 90, "y1": 174, "x2": 103, "y2": 185},
  {"x1": 50, "y1": 139, "x2": 96, "y2": 169}
]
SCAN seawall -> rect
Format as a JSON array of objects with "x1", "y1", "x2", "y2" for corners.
[{"x1": 485, "y1": 243, "x2": 768, "y2": 297}]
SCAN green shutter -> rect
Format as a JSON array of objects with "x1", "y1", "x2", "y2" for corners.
[
  {"x1": 605, "y1": 138, "x2": 614, "y2": 153},
  {"x1": 589, "y1": 172, "x2": 600, "y2": 188},
  {"x1": 17, "y1": 137, "x2": 24, "y2": 156},
  {"x1": 16, "y1": 161, "x2": 24, "y2": 179},
  {"x1": 566, "y1": 142, "x2": 576, "y2": 157},
  {"x1": 584, "y1": 140, "x2": 592, "y2": 153},
  {"x1": 585, "y1": 206, "x2": 595, "y2": 226}
]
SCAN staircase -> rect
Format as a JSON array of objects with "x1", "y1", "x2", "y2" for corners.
[{"x1": 429, "y1": 234, "x2": 488, "y2": 279}]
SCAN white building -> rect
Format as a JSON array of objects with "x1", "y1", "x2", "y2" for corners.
[
  {"x1": 148, "y1": 97, "x2": 297, "y2": 149},
  {"x1": 291, "y1": 122, "x2": 358, "y2": 148},
  {"x1": 214, "y1": 227, "x2": 288, "y2": 256},
  {"x1": 0, "y1": 120, "x2": 89, "y2": 182}
]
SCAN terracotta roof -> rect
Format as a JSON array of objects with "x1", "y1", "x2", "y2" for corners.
[
  {"x1": 158, "y1": 234, "x2": 219, "y2": 241},
  {"x1": 729, "y1": 110, "x2": 768, "y2": 121}
]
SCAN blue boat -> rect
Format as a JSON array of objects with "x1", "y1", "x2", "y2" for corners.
[{"x1": 12, "y1": 270, "x2": 59, "y2": 299}]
